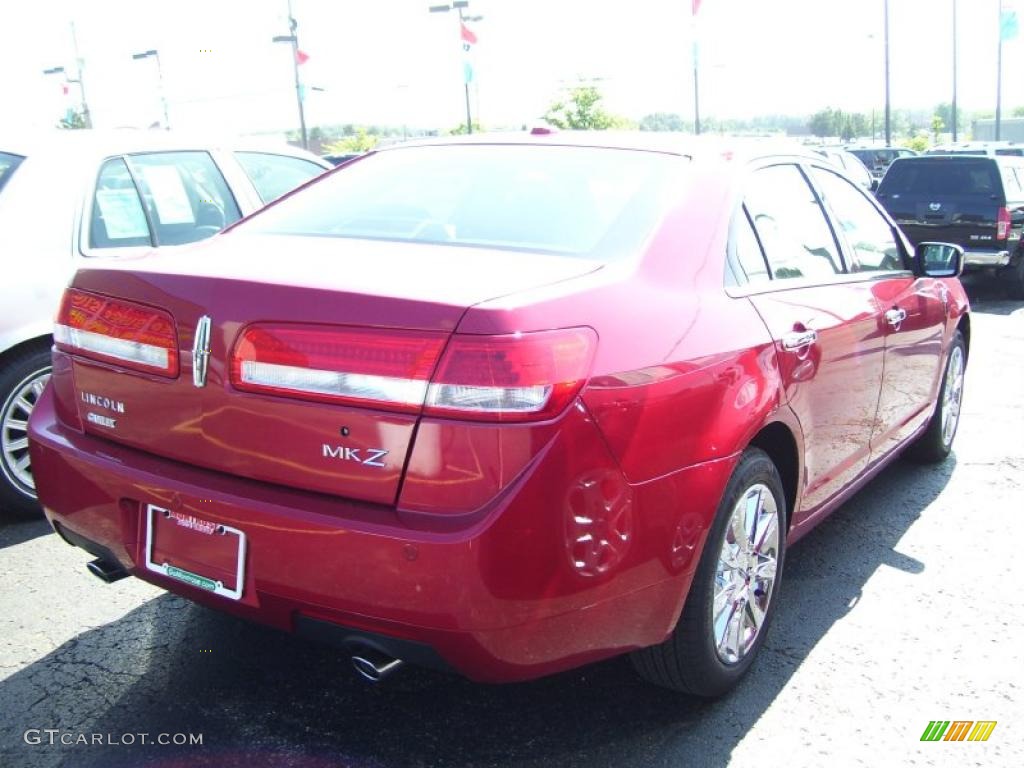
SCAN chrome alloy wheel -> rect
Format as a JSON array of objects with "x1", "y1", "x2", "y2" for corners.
[
  {"x1": 713, "y1": 483, "x2": 780, "y2": 664},
  {"x1": 941, "y1": 345, "x2": 965, "y2": 448},
  {"x1": 0, "y1": 367, "x2": 51, "y2": 495}
]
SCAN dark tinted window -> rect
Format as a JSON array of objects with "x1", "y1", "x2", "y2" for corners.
[
  {"x1": 811, "y1": 168, "x2": 902, "y2": 272},
  {"x1": 995, "y1": 148, "x2": 1024, "y2": 157},
  {"x1": 0, "y1": 152, "x2": 24, "y2": 194},
  {"x1": 745, "y1": 164, "x2": 842, "y2": 281},
  {"x1": 244, "y1": 145, "x2": 688, "y2": 258},
  {"x1": 235, "y1": 151, "x2": 325, "y2": 203},
  {"x1": 880, "y1": 159, "x2": 1002, "y2": 197}
]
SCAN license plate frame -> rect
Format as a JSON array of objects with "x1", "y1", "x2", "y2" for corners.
[{"x1": 144, "y1": 504, "x2": 247, "y2": 601}]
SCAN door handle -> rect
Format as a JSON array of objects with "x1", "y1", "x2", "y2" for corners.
[
  {"x1": 885, "y1": 308, "x2": 907, "y2": 328},
  {"x1": 781, "y1": 329, "x2": 818, "y2": 351}
]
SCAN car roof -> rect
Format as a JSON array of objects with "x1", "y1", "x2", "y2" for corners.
[
  {"x1": 377, "y1": 130, "x2": 833, "y2": 166},
  {"x1": 0, "y1": 129, "x2": 330, "y2": 167}
]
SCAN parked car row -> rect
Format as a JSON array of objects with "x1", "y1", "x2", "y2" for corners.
[
  {"x1": 24, "y1": 131, "x2": 971, "y2": 697},
  {"x1": 0, "y1": 130, "x2": 331, "y2": 514}
]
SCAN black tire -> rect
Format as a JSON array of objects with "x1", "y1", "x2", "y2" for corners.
[
  {"x1": 1004, "y1": 254, "x2": 1024, "y2": 301},
  {"x1": 631, "y1": 447, "x2": 786, "y2": 697},
  {"x1": 0, "y1": 343, "x2": 52, "y2": 518},
  {"x1": 905, "y1": 329, "x2": 967, "y2": 464}
]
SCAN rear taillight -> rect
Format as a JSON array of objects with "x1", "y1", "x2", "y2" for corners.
[
  {"x1": 997, "y1": 207, "x2": 1011, "y2": 240},
  {"x1": 424, "y1": 328, "x2": 597, "y2": 422},
  {"x1": 54, "y1": 289, "x2": 179, "y2": 377},
  {"x1": 229, "y1": 324, "x2": 597, "y2": 422},
  {"x1": 230, "y1": 324, "x2": 447, "y2": 412}
]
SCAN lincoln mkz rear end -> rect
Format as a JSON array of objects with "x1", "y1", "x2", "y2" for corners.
[{"x1": 28, "y1": 137, "x2": 968, "y2": 697}]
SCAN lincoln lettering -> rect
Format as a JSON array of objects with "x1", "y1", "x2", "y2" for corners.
[
  {"x1": 322, "y1": 444, "x2": 388, "y2": 468},
  {"x1": 80, "y1": 392, "x2": 126, "y2": 413}
]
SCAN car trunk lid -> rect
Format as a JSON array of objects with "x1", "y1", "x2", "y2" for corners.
[{"x1": 65, "y1": 233, "x2": 601, "y2": 505}]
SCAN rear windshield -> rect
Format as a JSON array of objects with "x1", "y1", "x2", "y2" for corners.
[
  {"x1": 242, "y1": 144, "x2": 688, "y2": 258},
  {"x1": 879, "y1": 159, "x2": 1002, "y2": 198},
  {"x1": 0, "y1": 152, "x2": 24, "y2": 194}
]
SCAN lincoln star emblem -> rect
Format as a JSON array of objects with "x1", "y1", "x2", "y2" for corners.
[{"x1": 192, "y1": 316, "x2": 212, "y2": 388}]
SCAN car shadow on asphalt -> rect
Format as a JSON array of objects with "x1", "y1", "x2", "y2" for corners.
[
  {"x1": 0, "y1": 515, "x2": 52, "y2": 551},
  {"x1": 0, "y1": 456, "x2": 956, "y2": 768}
]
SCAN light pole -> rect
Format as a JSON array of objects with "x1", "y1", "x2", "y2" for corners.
[
  {"x1": 884, "y1": 0, "x2": 892, "y2": 147},
  {"x1": 952, "y1": 0, "x2": 958, "y2": 142},
  {"x1": 43, "y1": 65, "x2": 92, "y2": 128},
  {"x1": 273, "y1": 0, "x2": 308, "y2": 149},
  {"x1": 131, "y1": 49, "x2": 170, "y2": 129},
  {"x1": 996, "y1": 0, "x2": 1004, "y2": 141},
  {"x1": 429, "y1": 1, "x2": 480, "y2": 134}
]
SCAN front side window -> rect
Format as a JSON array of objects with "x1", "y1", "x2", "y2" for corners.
[
  {"x1": 242, "y1": 145, "x2": 688, "y2": 259},
  {"x1": 235, "y1": 152, "x2": 325, "y2": 203},
  {"x1": 745, "y1": 164, "x2": 842, "y2": 281},
  {"x1": 810, "y1": 167, "x2": 903, "y2": 272}
]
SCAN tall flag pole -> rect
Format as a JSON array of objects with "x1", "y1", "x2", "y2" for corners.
[
  {"x1": 692, "y1": 0, "x2": 703, "y2": 135},
  {"x1": 997, "y1": 0, "x2": 1020, "y2": 140},
  {"x1": 461, "y1": 17, "x2": 477, "y2": 133}
]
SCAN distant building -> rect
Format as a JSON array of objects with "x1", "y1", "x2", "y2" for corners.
[{"x1": 972, "y1": 118, "x2": 1024, "y2": 142}]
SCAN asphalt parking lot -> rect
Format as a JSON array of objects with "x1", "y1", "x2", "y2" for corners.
[{"x1": 1, "y1": 279, "x2": 1021, "y2": 768}]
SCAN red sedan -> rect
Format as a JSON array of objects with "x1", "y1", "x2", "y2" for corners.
[{"x1": 28, "y1": 134, "x2": 969, "y2": 697}]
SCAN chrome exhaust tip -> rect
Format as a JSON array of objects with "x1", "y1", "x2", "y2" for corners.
[
  {"x1": 351, "y1": 651, "x2": 404, "y2": 683},
  {"x1": 86, "y1": 557, "x2": 128, "y2": 583}
]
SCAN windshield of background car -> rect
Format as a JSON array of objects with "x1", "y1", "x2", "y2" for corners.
[
  {"x1": 879, "y1": 159, "x2": 1002, "y2": 198},
  {"x1": 0, "y1": 152, "x2": 24, "y2": 194},
  {"x1": 243, "y1": 144, "x2": 689, "y2": 259}
]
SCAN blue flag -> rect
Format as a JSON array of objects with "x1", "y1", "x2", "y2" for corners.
[{"x1": 1002, "y1": 9, "x2": 1019, "y2": 41}]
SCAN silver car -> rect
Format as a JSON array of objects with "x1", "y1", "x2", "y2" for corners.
[{"x1": 0, "y1": 130, "x2": 330, "y2": 515}]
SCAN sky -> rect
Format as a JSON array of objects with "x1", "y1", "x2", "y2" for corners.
[{"x1": 0, "y1": 0, "x2": 1021, "y2": 137}]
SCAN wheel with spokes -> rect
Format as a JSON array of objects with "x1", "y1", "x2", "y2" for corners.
[
  {"x1": 906, "y1": 329, "x2": 966, "y2": 464},
  {"x1": 631, "y1": 447, "x2": 786, "y2": 697},
  {"x1": 0, "y1": 344, "x2": 52, "y2": 517}
]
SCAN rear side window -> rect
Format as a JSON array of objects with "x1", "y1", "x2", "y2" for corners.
[
  {"x1": 744, "y1": 164, "x2": 842, "y2": 280},
  {"x1": 880, "y1": 160, "x2": 1002, "y2": 198},
  {"x1": 88, "y1": 152, "x2": 242, "y2": 251},
  {"x1": 243, "y1": 145, "x2": 687, "y2": 259},
  {"x1": 995, "y1": 148, "x2": 1024, "y2": 157},
  {"x1": 235, "y1": 151, "x2": 325, "y2": 203},
  {"x1": 90, "y1": 158, "x2": 152, "y2": 248},
  {"x1": 0, "y1": 152, "x2": 24, "y2": 194},
  {"x1": 811, "y1": 167, "x2": 903, "y2": 272}
]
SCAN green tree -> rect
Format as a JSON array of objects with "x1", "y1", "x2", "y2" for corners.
[
  {"x1": 57, "y1": 107, "x2": 87, "y2": 130},
  {"x1": 639, "y1": 112, "x2": 686, "y2": 132},
  {"x1": 447, "y1": 122, "x2": 483, "y2": 135},
  {"x1": 1013, "y1": 106, "x2": 1024, "y2": 117},
  {"x1": 931, "y1": 114, "x2": 945, "y2": 143},
  {"x1": 808, "y1": 108, "x2": 837, "y2": 138},
  {"x1": 544, "y1": 85, "x2": 624, "y2": 130},
  {"x1": 324, "y1": 127, "x2": 378, "y2": 154}
]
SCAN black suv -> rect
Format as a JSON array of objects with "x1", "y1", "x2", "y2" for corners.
[{"x1": 876, "y1": 155, "x2": 1024, "y2": 297}]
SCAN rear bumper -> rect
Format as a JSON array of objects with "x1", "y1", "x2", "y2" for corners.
[
  {"x1": 963, "y1": 250, "x2": 1010, "y2": 268},
  {"x1": 29, "y1": 385, "x2": 734, "y2": 682}
]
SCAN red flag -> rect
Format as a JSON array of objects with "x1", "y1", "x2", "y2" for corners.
[
  {"x1": 295, "y1": 49, "x2": 310, "y2": 66},
  {"x1": 692, "y1": 0, "x2": 703, "y2": 14},
  {"x1": 461, "y1": 22, "x2": 477, "y2": 45},
  {"x1": 61, "y1": 83, "x2": 69, "y2": 96}
]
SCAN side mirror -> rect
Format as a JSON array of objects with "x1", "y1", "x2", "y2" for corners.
[
  {"x1": 870, "y1": 178, "x2": 879, "y2": 192},
  {"x1": 914, "y1": 242, "x2": 964, "y2": 278}
]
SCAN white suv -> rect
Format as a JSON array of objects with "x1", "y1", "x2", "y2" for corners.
[{"x1": 0, "y1": 130, "x2": 330, "y2": 515}]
